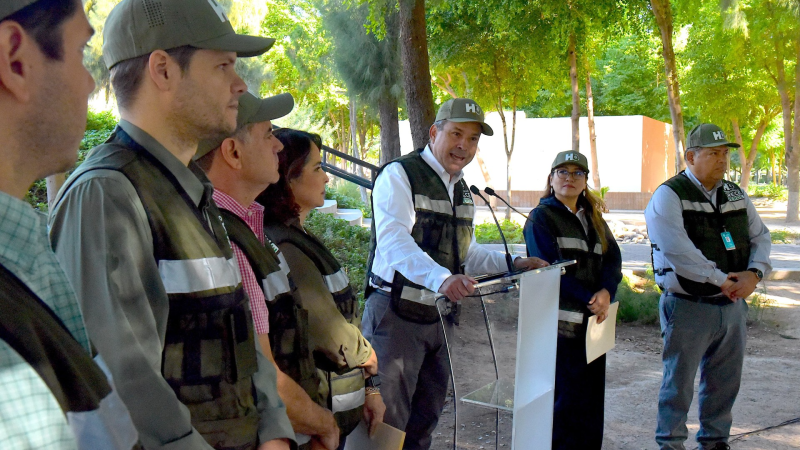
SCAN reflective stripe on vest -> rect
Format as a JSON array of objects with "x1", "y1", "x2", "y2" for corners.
[
  {"x1": 720, "y1": 199, "x2": 747, "y2": 213},
  {"x1": 556, "y1": 237, "x2": 603, "y2": 255},
  {"x1": 414, "y1": 194, "x2": 452, "y2": 215},
  {"x1": 399, "y1": 285, "x2": 439, "y2": 306},
  {"x1": 323, "y1": 269, "x2": 350, "y2": 294},
  {"x1": 158, "y1": 257, "x2": 240, "y2": 294},
  {"x1": 263, "y1": 270, "x2": 291, "y2": 302},
  {"x1": 680, "y1": 200, "x2": 715, "y2": 213},
  {"x1": 332, "y1": 387, "x2": 366, "y2": 413},
  {"x1": 558, "y1": 310, "x2": 584, "y2": 323}
]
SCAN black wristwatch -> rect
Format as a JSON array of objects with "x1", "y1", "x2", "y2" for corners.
[
  {"x1": 365, "y1": 374, "x2": 381, "y2": 388},
  {"x1": 747, "y1": 268, "x2": 763, "y2": 281}
]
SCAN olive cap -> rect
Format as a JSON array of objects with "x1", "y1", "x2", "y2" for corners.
[
  {"x1": 102, "y1": 0, "x2": 275, "y2": 69},
  {"x1": 551, "y1": 151, "x2": 590, "y2": 173},
  {"x1": 0, "y1": 0, "x2": 38, "y2": 21},
  {"x1": 687, "y1": 123, "x2": 740, "y2": 148},
  {"x1": 435, "y1": 98, "x2": 493, "y2": 136}
]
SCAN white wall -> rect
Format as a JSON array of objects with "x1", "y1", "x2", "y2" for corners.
[{"x1": 399, "y1": 114, "x2": 649, "y2": 193}]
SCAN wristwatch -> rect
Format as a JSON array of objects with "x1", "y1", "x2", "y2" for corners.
[
  {"x1": 365, "y1": 374, "x2": 381, "y2": 388},
  {"x1": 747, "y1": 268, "x2": 763, "y2": 281}
]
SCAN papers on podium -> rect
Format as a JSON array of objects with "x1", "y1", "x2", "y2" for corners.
[
  {"x1": 585, "y1": 301, "x2": 619, "y2": 364},
  {"x1": 343, "y1": 421, "x2": 405, "y2": 450}
]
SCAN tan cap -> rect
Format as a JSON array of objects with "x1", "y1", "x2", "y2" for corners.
[
  {"x1": 195, "y1": 91, "x2": 295, "y2": 159},
  {"x1": 102, "y1": 0, "x2": 274, "y2": 69}
]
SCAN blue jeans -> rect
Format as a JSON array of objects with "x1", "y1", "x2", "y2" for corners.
[{"x1": 656, "y1": 293, "x2": 748, "y2": 450}]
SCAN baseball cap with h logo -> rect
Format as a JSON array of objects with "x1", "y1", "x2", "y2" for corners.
[
  {"x1": 102, "y1": 0, "x2": 275, "y2": 69},
  {"x1": 435, "y1": 98, "x2": 494, "y2": 136},
  {"x1": 687, "y1": 123, "x2": 740, "y2": 148}
]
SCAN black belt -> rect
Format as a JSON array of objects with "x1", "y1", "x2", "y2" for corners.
[{"x1": 667, "y1": 292, "x2": 732, "y2": 306}]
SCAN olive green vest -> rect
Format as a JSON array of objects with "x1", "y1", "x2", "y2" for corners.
[
  {"x1": 0, "y1": 264, "x2": 111, "y2": 423},
  {"x1": 65, "y1": 130, "x2": 260, "y2": 450},
  {"x1": 366, "y1": 149, "x2": 474, "y2": 324},
  {"x1": 535, "y1": 200, "x2": 605, "y2": 337},
  {"x1": 264, "y1": 221, "x2": 364, "y2": 437},
  {"x1": 656, "y1": 172, "x2": 751, "y2": 296},
  {"x1": 219, "y1": 210, "x2": 321, "y2": 403}
]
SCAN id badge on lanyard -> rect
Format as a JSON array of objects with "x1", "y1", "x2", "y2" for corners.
[{"x1": 721, "y1": 230, "x2": 736, "y2": 250}]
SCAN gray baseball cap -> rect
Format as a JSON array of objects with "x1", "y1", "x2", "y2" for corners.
[
  {"x1": 687, "y1": 123, "x2": 740, "y2": 148},
  {"x1": 0, "y1": 0, "x2": 37, "y2": 21},
  {"x1": 102, "y1": 0, "x2": 275, "y2": 69},
  {"x1": 551, "y1": 151, "x2": 589, "y2": 173},
  {"x1": 195, "y1": 91, "x2": 295, "y2": 159},
  {"x1": 435, "y1": 98, "x2": 493, "y2": 136}
]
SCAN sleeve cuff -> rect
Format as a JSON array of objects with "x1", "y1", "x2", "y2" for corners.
[
  {"x1": 709, "y1": 270, "x2": 729, "y2": 287},
  {"x1": 429, "y1": 268, "x2": 453, "y2": 294},
  {"x1": 748, "y1": 263, "x2": 770, "y2": 276}
]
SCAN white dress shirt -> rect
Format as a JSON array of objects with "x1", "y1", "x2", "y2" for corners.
[
  {"x1": 370, "y1": 146, "x2": 512, "y2": 293},
  {"x1": 645, "y1": 167, "x2": 772, "y2": 295}
]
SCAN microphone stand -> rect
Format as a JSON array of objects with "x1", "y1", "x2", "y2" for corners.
[
  {"x1": 484, "y1": 187, "x2": 529, "y2": 220},
  {"x1": 470, "y1": 185, "x2": 514, "y2": 274}
]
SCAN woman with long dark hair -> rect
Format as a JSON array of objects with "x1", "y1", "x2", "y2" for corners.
[
  {"x1": 256, "y1": 129, "x2": 384, "y2": 450},
  {"x1": 522, "y1": 151, "x2": 622, "y2": 449}
]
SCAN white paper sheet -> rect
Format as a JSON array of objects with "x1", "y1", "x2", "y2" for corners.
[
  {"x1": 343, "y1": 421, "x2": 405, "y2": 450},
  {"x1": 586, "y1": 301, "x2": 619, "y2": 364}
]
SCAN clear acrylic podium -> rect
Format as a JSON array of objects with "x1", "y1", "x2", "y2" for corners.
[{"x1": 460, "y1": 262, "x2": 569, "y2": 450}]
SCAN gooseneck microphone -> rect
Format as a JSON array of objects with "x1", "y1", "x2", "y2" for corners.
[
  {"x1": 483, "y1": 187, "x2": 529, "y2": 220},
  {"x1": 470, "y1": 185, "x2": 514, "y2": 274}
]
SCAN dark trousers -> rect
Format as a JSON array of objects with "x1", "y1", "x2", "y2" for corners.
[
  {"x1": 552, "y1": 334, "x2": 606, "y2": 450},
  {"x1": 361, "y1": 291, "x2": 452, "y2": 450}
]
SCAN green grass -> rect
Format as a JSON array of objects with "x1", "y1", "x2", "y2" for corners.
[
  {"x1": 747, "y1": 286, "x2": 775, "y2": 324},
  {"x1": 770, "y1": 229, "x2": 800, "y2": 244},
  {"x1": 615, "y1": 273, "x2": 661, "y2": 325}
]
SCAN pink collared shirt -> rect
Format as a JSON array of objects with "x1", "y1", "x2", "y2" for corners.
[{"x1": 213, "y1": 190, "x2": 269, "y2": 334}]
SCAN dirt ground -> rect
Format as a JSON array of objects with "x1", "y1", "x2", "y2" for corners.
[{"x1": 428, "y1": 282, "x2": 800, "y2": 450}]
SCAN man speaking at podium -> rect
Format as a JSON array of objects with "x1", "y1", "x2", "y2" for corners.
[{"x1": 362, "y1": 98, "x2": 547, "y2": 449}]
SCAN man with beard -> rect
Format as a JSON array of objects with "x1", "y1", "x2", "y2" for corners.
[
  {"x1": 49, "y1": 0, "x2": 294, "y2": 449},
  {"x1": 0, "y1": 1, "x2": 137, "y2": 448}
]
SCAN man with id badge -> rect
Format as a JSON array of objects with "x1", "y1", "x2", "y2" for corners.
[{"x1": 645, "y1": 123, "x2": 772, "y2": 450}]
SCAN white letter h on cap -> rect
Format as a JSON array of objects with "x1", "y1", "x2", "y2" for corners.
[
  {"x1": 713, "y1": 131, "x2": 725, "y2": 140},
  {"x1": 565, "y1": 153, "x2": 578, "y2": 161},
  {"x1": 465, "y1": 103, "x2": 477, "y2": 113}
]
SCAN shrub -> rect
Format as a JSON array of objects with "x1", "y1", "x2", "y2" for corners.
[
  {"x1": 615, "y1": 273, "x2": 660, "y2": 324},
  {"x1": 304, "y1": 210, "x2": 371, "y2": 305},
  {"x1": 325, "y1": 184, "x2": 372, "y2": 218},
  {"x1": 747, "y1": 183, "x2": 787, "y2": 201},
  {"x1": 474, "y1": 219, "x2": 524, "y2": 244},
  {"x1": 747, "y1": 287, "x2": 774, "y2": 324}
]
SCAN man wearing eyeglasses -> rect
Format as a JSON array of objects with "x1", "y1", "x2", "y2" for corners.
[
  {"x1": 362, "y1": 98, "x2": 547, "y2": 449},
  {"x1": 646, "y1": 123, "x2": 772, "y2": 450}
]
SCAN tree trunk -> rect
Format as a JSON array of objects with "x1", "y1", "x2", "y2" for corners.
[
  {"x1": 732, "y1": 118, "x2": 747, "y2": 188},
  {"x1": 379, "y1": 95, "x2": 401, "y2": 166},
  {"x1": 46, "y1": 174, "x2": 66, "y2": 209},
  {"x1": 788, "y1": 41, "x2": 800, "y2": 222},
  {"x1": 775, "y1": 44, "x2": 796, "y2": 220},
  {"x1": 569, "y1": 33, "x2": 580, "y2": 152},
  {"x1": 475, "y1": 149, "x2": 496, "y2": 209},
  {"x1": 496, "y1": 99, "x2": 511, "y2": 220},
  {"x1": 585, "y1": 66, "x2": 601, "y2": 190},
  {"x1": 399, "y1": 0, "x2": 435, "y2": 150},
  {"x1": 349, "y1": 97, "x2": 368, "y2": 203},
  {"x1": 650, "y1": 0, "x2": 686, "y2": 174}
]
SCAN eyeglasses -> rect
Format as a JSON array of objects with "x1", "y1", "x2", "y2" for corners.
[{"x1": 553, "y1": 169, "x2": 587, "y2": 180}]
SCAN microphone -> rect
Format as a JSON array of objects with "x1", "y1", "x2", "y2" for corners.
[
  {"x1": 470, "y1": 185, "x2": 514, "y2": 274},
  {"x1": 483, "y1": 187, "x2": 529, "y2": 219}
]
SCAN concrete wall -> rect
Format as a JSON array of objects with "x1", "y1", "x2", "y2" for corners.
[{"x1": 641, "y1": 116, "x2": 676, "y2": 193}]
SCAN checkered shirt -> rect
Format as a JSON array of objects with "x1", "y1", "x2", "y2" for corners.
[
  {"x1": 213, "y1": 190, "x2": 270, "y2": 334},
  {"x1": 0, "y1": 191, "x2": 91, "y2": 448}
]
